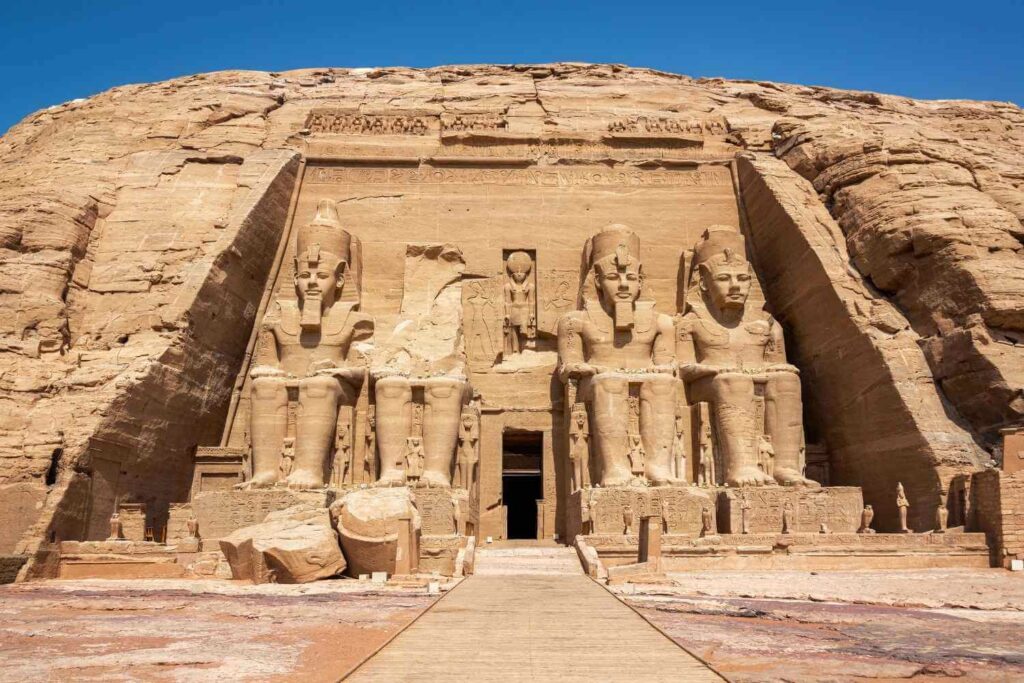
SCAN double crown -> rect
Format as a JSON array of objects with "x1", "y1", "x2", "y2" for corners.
[{"x1": 296, "y1": 199, "x2": 353, "y2": 267}]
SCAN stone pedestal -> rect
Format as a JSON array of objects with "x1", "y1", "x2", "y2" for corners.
[
  {"x1": 568, "y1": 486, "x2": 714, "y2": 538},
  {"x1": 190, "y1": 447, "x2": 246, "y2": 498},
  {"x1": 191, "y1": 489, "x2": 332, "y2": 542},
  {"x1": 718, "y1": 486, "x2": 863, "y2": 534}
]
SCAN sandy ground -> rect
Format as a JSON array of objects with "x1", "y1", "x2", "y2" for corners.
[
  {"x1": 0, "y1": 578, "x2": 441, "y2": 682},
  {"x1": 619, "y1": 569, "x2": 1024, "y2": 682}
]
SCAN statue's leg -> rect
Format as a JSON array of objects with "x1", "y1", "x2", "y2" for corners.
[
  {"x1": 249, "y1": 376, "x2": 288, "y2": 487},
  {"x1": 289, "y1": 375, "x2": 347, "y2": 489},
  {"x1": 586, "y1": 374, "x2": 631, "y2": 486},
  {"x1": 422, "y1": 377, "x2": 466, "y2": 487},
  {"x1": 765, "y1": 372, "x2": 818, "y2": 487},
  {"x1": 374, "y1": 377, "x2": 412, "y2": 485},
  {"x1": 640, "y1": 374, "x2": 679, "y2": 485},
  {"x1": 692, "y1": 372, "x2": 772, "y2": 487}
]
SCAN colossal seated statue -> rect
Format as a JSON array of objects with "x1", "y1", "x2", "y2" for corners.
[
  {"x1": 246, "y1": 200, "x2": 373, "y2": 489},
  {"x1": 557, "y1": 225, "x2": 679, "y2": 487},
  {"x1": 676, "y1": 227, "x2": 816, "y2": 487}
]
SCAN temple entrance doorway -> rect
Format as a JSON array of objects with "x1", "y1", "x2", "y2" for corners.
[{"x1": 502, "y1": 431, "x2": 543, "y2": 540}]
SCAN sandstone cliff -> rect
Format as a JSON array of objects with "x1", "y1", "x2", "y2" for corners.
[{"x1": 1, "y1": 63, "x2": 1019, "y2": 554}]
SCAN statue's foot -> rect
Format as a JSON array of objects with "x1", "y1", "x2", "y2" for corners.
[
  {"x1": 727, "y1": 467, "x2": 775, "y2": 487},
  {"x1": 648, "y1": 468, "x2": 686, "y2": 487},
  {"x1": 420, "y1": 470, "x2": 451, "y2": 488},
  {"x1": 285, "y1": 470, "x2": 325, "y2": 490},
  {"x1": 235, "y1": 472, "x2": 278, "y2": 489},
  {"x1": 774, "y1": 468, "x2": 821, "y2": 488},
  {"x1": 601, "y1": 472, "x2": 634, "y2": 488},
  {"x1": 377, "y1": 469, "x2": 407, "y2": 487}
]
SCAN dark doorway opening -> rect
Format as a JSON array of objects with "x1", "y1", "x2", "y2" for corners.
[{"x1": 502, "y1": 431, "x2": 543, "y2": 540}]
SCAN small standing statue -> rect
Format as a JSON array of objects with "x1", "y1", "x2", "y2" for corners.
[
  {"x1": 623, "y1": 508, "x2": 635, "y2": 534},
  {"x1": 935, "y1": 490, "x2": 949, "y2": 533},
  {"x1": 627, "y1": 433, "x2": 646, "y2": 478},
  {"x1": 335, "y1": 422, "x2": 352, "y2": 485},
  {"x1": 108, "y1": 509, "x2": 125, "y2": 541},
  {"x1": 455, "y1": 412, "x2": 480, "y2": 491},
  {"x1": 896, "y1": 482, "x2": 911, "y2": 533},
  {"x1": 363, "y1": 407, "x2": 376, "y2": 483},
  {"x1": 661, "y1": 498, "x2": 671, "y2": 532},
  {"x1": 701, "y1": 505, "x2": 714, "y2": 537},
  {"x1": 758, "y1": 435, "x2": 775, "y2": 478},
  {"x1": 673, "y1": 414, "x2": 687, "y2": 481},
  {"x1": 781, "y1": 500, "x2": 793, "y2": 534},
  {"x1": 503, "y1": 251, "x2": 536, "y2": 356},
  {"x1": 857, "y1": 505, "x2": 875, "y2": 534},
  {"x1": 186, "y1": 511, "x2": 200, "y2": 540},
  {"x1": 740, "y1": 494, "x2": 752, "y2": 535},
  {"x1": 698, "y1": 417, "x2": 715, "y2": 487},
  {"x1": 568, "y1": 405, "x2": 591, "y2": 492},
  {"x1": 404, "y1": 437, "x2": 425, "y2": 484}
]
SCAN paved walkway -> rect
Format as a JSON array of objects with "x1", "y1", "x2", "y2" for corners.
[{"x1": 344, "y1": 546, "x2": 722, "y2": 682}]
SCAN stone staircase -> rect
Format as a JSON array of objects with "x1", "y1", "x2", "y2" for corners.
[{"x1": 473, "y1": 544, "x2": 584, "y2": 576}]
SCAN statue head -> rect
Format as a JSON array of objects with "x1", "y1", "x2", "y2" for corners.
[
  {"x1": 506, "y1": 251, "x2": 533, "y2": 285},
  {"x1": 692, "y1": 227, "x2": 752, "y2": 315},
  {"x1": 294, "y1": 200, "x2": 353, "y2": 328},
  {"x1": 573, "y1": 406, "x2": 587, "y2": 428},
  {"x1": 461, "y1": 413, "x2": 475, "y2": 430},
  {"x1": 585, "y1": 224, "x2": 643, "y2": 328}
]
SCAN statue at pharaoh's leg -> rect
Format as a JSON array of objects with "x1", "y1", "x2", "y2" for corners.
[
  {"x1": 247, "y1": 200, "x2": 373, "y2": 489},
  {"x1": 374, "y1": 375, "x2": 468, "y2": 488},
  {"x1": 677, "y1": 227, "x2": 816, "y2": 487},
  {"x1": 556, "y1": 224, "x2": 679, "y2": 487}
]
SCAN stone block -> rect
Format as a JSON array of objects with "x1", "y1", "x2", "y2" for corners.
[
  {"x1": 568, "y1": 486, "x2": 714, "y2": 537},
  {"x1": 219, "y1": 505, "x2": 345, "y2": 584},
  {"x1": 718, "y1": 487, "x2": 863, "y2": 534},
  {"x1": 192, "y1": 489, "x2": 331, "y2": 541},
  {"x1": 333, "y1": 487, "x2": 421, "y2": 577}
]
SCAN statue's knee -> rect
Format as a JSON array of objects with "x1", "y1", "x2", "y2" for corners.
[
  {"x1": 768, "y1": 372, "x2": 801, "y2": 398},
  {"x1": 252, "y1": 376, "x2": 286, "y2": 400},
  {"x1": 592, "y1": 374, "x2": 628, "y2": 396},
  {"x1": 424, "y1": 377, "x2": 465, "y2": 400},
  {"x1": 375, "y1": 377, "x2": 411, "y2": 401},
  {"x1": 641, "y1": 374, "x2": 677, "y2": 398},
  {"x1": 711, "y1": 373, "x2": 753, "y2": 398},
  {"x1": 300, "y1": 375, "x2": 340, "y2": 399}
]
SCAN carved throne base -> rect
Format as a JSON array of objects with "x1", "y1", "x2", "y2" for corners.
[
  {"x1": 191, "y1": 489, "x2": 333, "y2": 544},
  {"x1": 568, "y1": 486, "x2": 714, "y2": 538},
  {"x1": 718, "y1": 486, "x2": 863, "y2": 534}
]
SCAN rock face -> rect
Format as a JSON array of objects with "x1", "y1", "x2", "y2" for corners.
[
  {"x1": 219, "y1": 505, "x2": 346, "y2": 583},
  {"x1": 0, "y1": 63, "x2": 1020, "y2": 561}
]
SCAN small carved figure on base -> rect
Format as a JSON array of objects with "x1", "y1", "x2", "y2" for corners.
[
  {"x1": 623, "y1": 508, "x2": 634, "y2": 535},
  {"x1": 279, "y1": 438, "x2": 295, "y2": 479},
  {"x1": 819, "y1": 522, "x2": 830, "y2": 534},
  {"x1": 781, "y1": 501, "x2": 793, "y2": 534},
  {"x1": 673, "y1": 414, "x2": 687, "y2": 481},
  {"x1": 758, "y1": 435, "x2": 775, "y2": 479},
  {"x1": 858, "y1": 505, "x2": 875, "y2": 534},
  {"x1": 108, "y1": 511, "x2": 125, "y2": 542},
  {"x1": 627, "y1": 433, "x2": 646, "y2": 478},
  {"x1": 336, "y1": 423, "x2": 352, "y2": 484},
  {"x1": 186, "y1": 512, "x2": 200, "y2": 539},
  {"x1": 405, "y1": 437, "x2": 425, "y2": 484},
  {"x1": 701, "y1": 506, "x2": 714, "y2": 537},
  {"x1": 935, "y1": 490, "x2": 949, "y2": 533},
  {"x1": 363, "y1": 407, "x2": 376, "y2": 482},
  {"x1": 740, "y1": 494, "x2": 751, "y2": 535},
  {"x1": 897, "y1": 482, "x2": 911, "y2": 533},
  {"x1": 661, "y1": 498, "x2": 670, "y2": 532}
]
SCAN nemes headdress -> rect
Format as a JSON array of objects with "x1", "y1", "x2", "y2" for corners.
[
  {"x1": 692, "y1": 226, "x2": 748, "y2": 269},
  {"x1": 296, "y1": 199, "x2": 352, "y2": 268}
]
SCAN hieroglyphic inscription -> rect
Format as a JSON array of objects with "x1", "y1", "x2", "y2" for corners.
[
  {"x1": 463, "y1": 276, "x2": 502, "y2": 370},
  {"x1": 412, "y1": 488, "x2": 457, "y2": 535},
  {"x1": 721, "y1": 487, "x2": 863, "y2": 534},
  {"x1": 538, "y1": 269, "x2": 578, "y2": 335},
  {"x1": 306, "y1": 165, "x2": 733, "y2": 187},
  {"x1": 306, "y1": 110, "x2": 434, "y2": 135},
  {"x1": 191, "y1": 490, "x2": 330, "y2": 540},
  {"x1": 608, "y1": 116, "x2": 728, "y2": 135},
  {"x1": 587, "y1": 487, "x2": 708, "y2": 534},
  {"x1": 441, "y1": 113, "x2": 507, "y2": 132}
]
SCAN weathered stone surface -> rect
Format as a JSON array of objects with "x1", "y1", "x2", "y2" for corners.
[
  {"x1": 332, "y1": 487, "x2": 421, "y2": 577},
  {"x1": 220, "y1": 505, "x2": 345, "y2": 583},
  {"x1": 0, "y1": 63, "x2": 1019, "y2": 561}
]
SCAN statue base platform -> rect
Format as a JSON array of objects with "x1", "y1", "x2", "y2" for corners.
[
  {"x1": 191, "y1": 488, "x2": 334, "y2": 542},
  {"x1": 567, "y1": 486, "x2": 715, "y2": 538},
  {"x1": 717, "y1": 486, "x2": 863, "y2": 534}
]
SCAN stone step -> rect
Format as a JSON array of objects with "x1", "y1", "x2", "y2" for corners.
[{"x1": 474, "y1": 546, "x2": 584, "y2": 576}]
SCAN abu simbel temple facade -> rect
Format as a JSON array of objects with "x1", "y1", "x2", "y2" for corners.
[{"x1": 1, "y1": 63, "x2": 1023, "y2": 584}]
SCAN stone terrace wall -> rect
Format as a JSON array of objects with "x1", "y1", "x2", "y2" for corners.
[{"x1": 972, "y1": 469, "x2": 1024, "y2": 567}]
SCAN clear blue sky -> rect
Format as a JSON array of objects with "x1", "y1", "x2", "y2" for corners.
[{"x1": 3, "y1": 0, "x2": 1022, "y2": 135}]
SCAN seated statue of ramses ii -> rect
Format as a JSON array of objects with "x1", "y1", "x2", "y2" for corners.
[
  {"x1": 556, "y1": 225, "x2": 679, "y2": 487},
  {"x1": 246, "y1": 200, "x2": 373, "y2": 489},
  {"x1": 676, "y1": 227, "x2": 816, "y2": 487}
]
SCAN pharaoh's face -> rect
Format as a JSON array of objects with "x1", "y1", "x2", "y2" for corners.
[
  {"x1": 701, "y1": 261, "x2": 751, "y2": 312},
  {"x1": 295, "y1": 255, "x2": 344, "y2": 309},
  {"x1": 596, "y1": 260, "x2": 642, "y2": 305},
  {"x1": 575, "y1": 412, "x2": 586, "y2": 427}
]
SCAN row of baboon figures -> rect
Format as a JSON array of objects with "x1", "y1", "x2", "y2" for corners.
[{"x1": 242, "y1": 200, "x2": 818, "y2": 491}]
